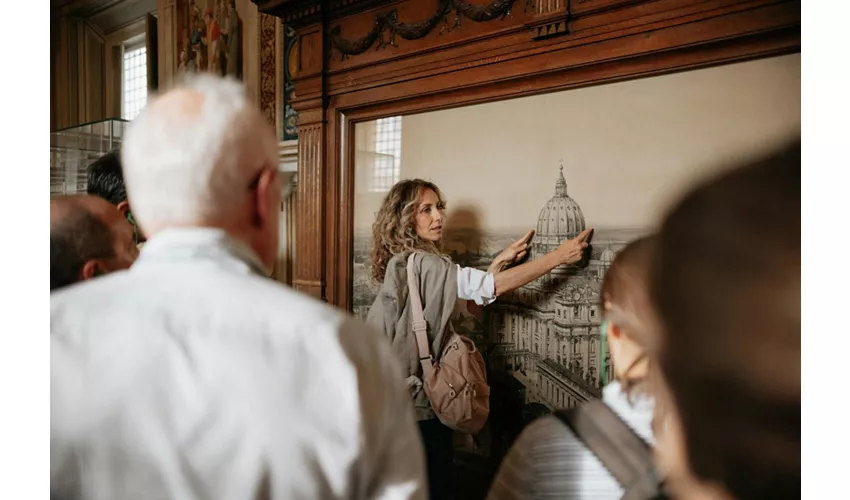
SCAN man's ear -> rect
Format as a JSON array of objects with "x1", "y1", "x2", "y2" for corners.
[
  {"x1": 253, "y1": 167, "x2": 278, "y2": 228},
  {"x1": 80, "y1": 260, "x2": 105, "y2": 281},
  {"x1": 117, "y1": 200, "x2": 131, "y2": 216}
]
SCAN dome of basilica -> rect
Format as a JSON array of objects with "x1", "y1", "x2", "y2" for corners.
[
  {"x1": 600, "y1": 246, "x2": 616, "y2": 264},
  {"x1": 532, "y1": 164, "x2": 586, "y2": 261}
]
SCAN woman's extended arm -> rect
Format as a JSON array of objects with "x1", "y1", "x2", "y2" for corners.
[
  {"x1": 488, "y1": 229, "x2": 534, "y2": 275},
  {"x1": 494, "y1": 228, "x2": 592, "y2": 297}
]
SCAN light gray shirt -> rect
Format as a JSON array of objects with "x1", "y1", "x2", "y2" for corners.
[
  {"x1": 487, "y1": 382, "x2": 655, "y2": 499},
  {"x1": 51, "y1": 228, "x2": 427, "y2": 500}
]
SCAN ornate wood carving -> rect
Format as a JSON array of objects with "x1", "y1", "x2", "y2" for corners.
[
  {"x1": 328, "y1": 0, "x2": 520, "y2": 60},
  {"x1": 530, "y1": 18, "x2": 568, "y2": 39},
  {"x1": 525, "y1": 0, "x2": 570, "y2": 40},
  {"x1": 283, "y1": 23, "x2": 299, "y2": 140},
  {"x1": 259, "y1": 12, "x2": 277, "y2": 125}
]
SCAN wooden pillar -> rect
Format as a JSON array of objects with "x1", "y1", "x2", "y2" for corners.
[
  {"x1": 155, "y1": 0, "x2": 177, "y2": 91},
  {"x1": 287, "y1": 22, "x2": 325, "y2": 300}
]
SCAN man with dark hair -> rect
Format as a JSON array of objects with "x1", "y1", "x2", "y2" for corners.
[
  {"x1": 50, "y1": 195, "x2": 139, "y2": 291},
  {"x1": 86, "y1": 150, "x2": 144, "y2": 244},
  {"x1": 87, "y1": 151, "x2": 127, "y2": 208}
]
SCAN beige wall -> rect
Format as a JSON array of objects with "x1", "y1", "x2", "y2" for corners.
[{"x1": 353, "y1": 54, "x2": 800, "y2": 232}]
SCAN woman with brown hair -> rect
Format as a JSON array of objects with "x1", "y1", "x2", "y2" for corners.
[
  {"x1": 651, "y1": 141, "x2": 800, "y2": 500},
  {"x1": 487, "y1": 235, "x2": 662, "y2": 500},
  {"x1": 366, "y1": 178, "x2": 591, "y2": 499}
]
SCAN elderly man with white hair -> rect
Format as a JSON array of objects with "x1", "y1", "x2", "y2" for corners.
[{"x1": 50, "y1": 76, "x2": 427, "y2": 500}]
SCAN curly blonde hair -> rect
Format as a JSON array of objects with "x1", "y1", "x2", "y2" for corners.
[{"x1": 371, "y1": 179, "x2": 446, "y2": 283}]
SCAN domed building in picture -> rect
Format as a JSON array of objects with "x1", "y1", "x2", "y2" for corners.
[
  {"x1": 533, "y1": 165, "x2": 586, "y2": 255},
  {"x1": 485, "y1": 164, "x2": 619, "y2": 412}
]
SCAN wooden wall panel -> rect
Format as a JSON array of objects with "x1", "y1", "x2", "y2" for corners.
[
  {"x1": 82, "y1": 24, "x2": 106, "y2": 123},
  {"x1": 52, "y1": 17, "x2": 109, "y2": 130}
]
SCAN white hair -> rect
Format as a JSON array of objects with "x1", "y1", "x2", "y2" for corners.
[{"x1": 122, "y1": 75, "x2": 279, "y2": 228}]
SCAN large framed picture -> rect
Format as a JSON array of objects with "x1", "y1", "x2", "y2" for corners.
[{"x1": 350, "y1": 53, "x2": 800, "y2": 488}]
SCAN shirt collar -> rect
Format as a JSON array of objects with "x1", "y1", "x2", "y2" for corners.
[
  {"x1": 135, "y1": 227, "x2": 269, "y2": 276},
  {"x1": 602, "y1": 380, "x2": 655, "y2": 444}
]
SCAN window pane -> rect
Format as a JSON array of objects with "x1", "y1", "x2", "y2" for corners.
[
  {"x1": 122, "y1": 44, "x2": 148, "y2": 120},
  {"x1": 370, "y1": 116, "x2": 402, "y2": 192}
]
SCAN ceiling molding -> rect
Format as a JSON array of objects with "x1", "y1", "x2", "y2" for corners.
[{"x1": 54, "y1": 0, "x2": 156, "y2": 35}]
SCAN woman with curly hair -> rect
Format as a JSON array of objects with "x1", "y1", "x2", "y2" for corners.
[{"x1": 366, "y1": 178, "x2": 592, "y2": 499}]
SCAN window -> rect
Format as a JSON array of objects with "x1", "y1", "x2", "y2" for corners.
[
  {"x1": 590, "y1": 309, "x2": 596, "y2": 318},
  {"x1": 573, "y1": 306, "x2": 579, "y2": 318},
  {"x1": 122, "y1": 43, "x2": 148, "y2": 120},
  {"x1": 369, "y1": 116, "x2": 402, "y2": 192}
]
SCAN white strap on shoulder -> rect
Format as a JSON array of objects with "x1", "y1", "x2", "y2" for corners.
[{"x1": 406, "y1": 253, "x2": 435, "y2": 378}]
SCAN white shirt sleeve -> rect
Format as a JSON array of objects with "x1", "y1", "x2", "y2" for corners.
[{"x1": 456, "y1": 265, "x2": 497, "y2": 306}]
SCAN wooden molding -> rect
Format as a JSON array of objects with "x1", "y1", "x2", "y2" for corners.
[
  {"x1": 105, "y1": 17, "x2": 146, "y2": 45},
  {"x1": 570, "y1": 0, "x2": 645, "y2": 17}
]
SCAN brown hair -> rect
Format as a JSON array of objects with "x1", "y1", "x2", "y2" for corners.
[
  {"x1": 600, "y1": 235, "x2": 659, "y2": 396},
  {"x1": 652, "y1": 141, "x2": 800, "y2": 499},
  {"x1": 370, "y1": 179, "x2": 446, "y2": 283}
]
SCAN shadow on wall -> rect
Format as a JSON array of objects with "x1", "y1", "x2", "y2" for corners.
[
  {"x1": 444, "y1": 205, "x2": 484, "y2": 258},
  {"x1": 444, "y1": 205, "x2": 485, "y2": 320}
]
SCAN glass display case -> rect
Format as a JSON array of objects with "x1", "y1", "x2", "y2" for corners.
[{"x1": 50, "y1": 119, "x2": 128, "y2": 196}]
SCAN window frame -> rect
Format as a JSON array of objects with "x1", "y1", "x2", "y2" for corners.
[{"x1": 121, "y1": 38, "x2": 148, "y2": 121}]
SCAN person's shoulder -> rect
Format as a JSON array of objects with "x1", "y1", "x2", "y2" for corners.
[
  {"x1": 51, "y1": 271, "x2": 137, "y2": 341},
  {"x1": 235, "y1": 275, "x2": 354, "y2": 327},
  {"x1": 522, "y1": 414, "x2": 579, "y2": 443},
  {"x1": 51, "y1": 270, "x2": 131, "y2": 313},
  {"x1": 512, "y1": 414, "x2": 592, "y2": 459},
  {"x1": 237, "y1": 276, "x2": 382, "y2": 339},
  {"x1": 410, "y1": 252, "x2": 453, "y2": 277}
]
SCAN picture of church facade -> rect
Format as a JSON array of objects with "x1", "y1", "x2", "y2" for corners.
[{"x1": 352, "y1": 165, "x2": 645, "y2": 414}]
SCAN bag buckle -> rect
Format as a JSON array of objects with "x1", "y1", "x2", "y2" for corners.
[{"x1": 412, "y1": 320, "x2": 428, "y2": 332}]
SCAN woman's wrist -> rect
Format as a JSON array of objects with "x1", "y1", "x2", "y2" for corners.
[
  {"x1": 544, "y1": 249, "x2": 565, "y2": 268},
  {"x1": 488, "y1": 256, "x2": 509, "y2": 274}
]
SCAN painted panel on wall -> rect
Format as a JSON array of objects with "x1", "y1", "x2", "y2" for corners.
[
  {"x1": 351, "y1": 54, "x2": 800, "y2": 495},
  {"x1": 176, "y1": 0, "x2": 242, "y2": 79},
  {"x1": 283, "y1": 23, "x2": 298, "y2": 140}
]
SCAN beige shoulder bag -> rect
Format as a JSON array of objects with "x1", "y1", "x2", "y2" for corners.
[{"x1": 407, "y1": 253, "x2": 490, "y2": 434}]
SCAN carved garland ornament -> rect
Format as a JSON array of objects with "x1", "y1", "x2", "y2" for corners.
[
  {"x1": 329, "y1": 0, "x2": 529, "y2": 60},
  {"x1": 259, "y1": 13, "x2": 277, "y2": 126}
]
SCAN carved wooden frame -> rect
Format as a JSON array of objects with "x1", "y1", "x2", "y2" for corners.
[{"x1": 254, "y1": 0, "x2": 800, "y2": 310}]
